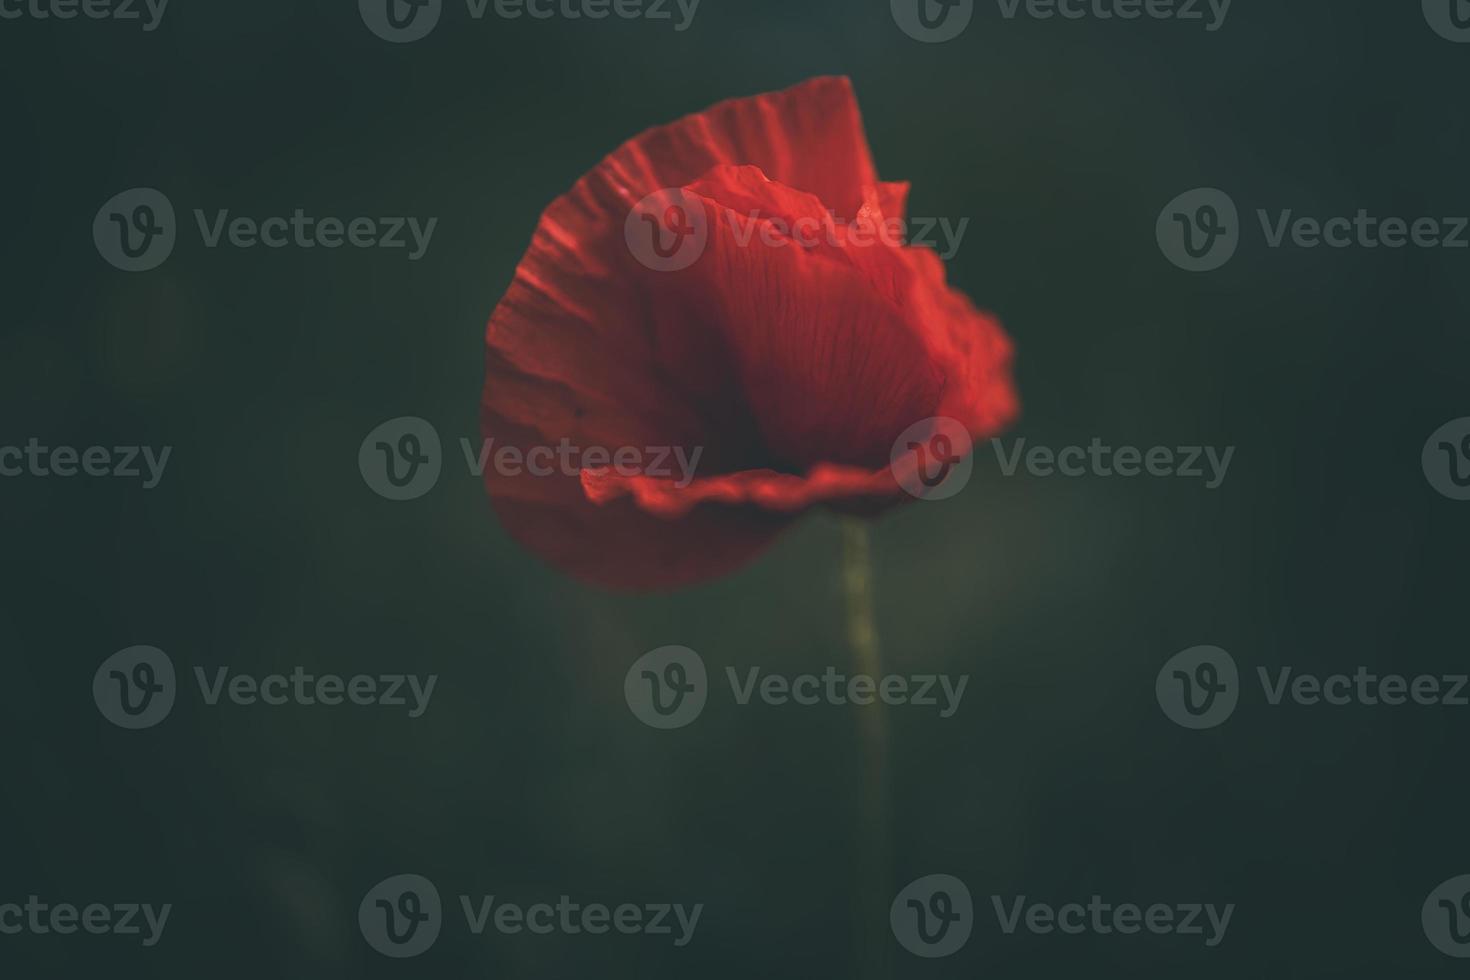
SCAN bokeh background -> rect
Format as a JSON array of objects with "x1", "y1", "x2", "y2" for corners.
[{"x1": 2, "y1": 1, "x2": 1468, "y2": 976}]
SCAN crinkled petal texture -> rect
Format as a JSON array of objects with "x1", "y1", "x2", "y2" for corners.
[{"x1": 482, "y1": 76, "x2": 1017, "y2": 590}]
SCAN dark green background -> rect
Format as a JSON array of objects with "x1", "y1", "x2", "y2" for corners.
[{"x1": 2, "y1": 0, "x2": 1468, "y2": 976}]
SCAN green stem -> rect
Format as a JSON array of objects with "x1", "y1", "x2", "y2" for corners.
[{"x1": 842, "y1": 519, "x2": 890, "y2": 980}]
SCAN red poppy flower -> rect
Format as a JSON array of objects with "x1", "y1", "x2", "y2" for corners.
[{"x1": 481, "y1": 76, "x2": 1017, "y2": 590}]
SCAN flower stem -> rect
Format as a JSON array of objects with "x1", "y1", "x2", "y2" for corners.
[{"x1": 842, "y1": 518, "x2": 891, "y2": 980}]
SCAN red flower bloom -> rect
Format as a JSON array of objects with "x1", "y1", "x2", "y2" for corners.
[{"x1": 481, "y1": 76, "x2": 1017, "y2": 590}]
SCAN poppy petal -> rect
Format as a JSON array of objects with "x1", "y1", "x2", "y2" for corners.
[
  {"x1": 581, "y1": 462, "x2": 901, "y2": 518},
  {"x1": 674, "y1": 178, "x2": 946, "y2": 469}
]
